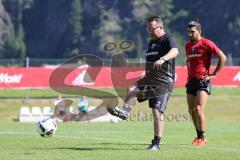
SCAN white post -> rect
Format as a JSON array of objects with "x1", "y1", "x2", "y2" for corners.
[
  {"x1": 26, "y1": 57, "x2": 29, "y2": 68},
  {"x1": 25, "y1": 57, "x2": 30, "y2": 100}
]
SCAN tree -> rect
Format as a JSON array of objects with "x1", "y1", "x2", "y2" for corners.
[
  {"x1": 2, "y1": 0, "x2": 30, "y2": 58},
  {"x1": 129, "y1": 0, "x2": 188, "y2": 63},
  {"x1": 64, "y1": 0, "x2": 83, "y2": 57},
  {"x1": 3, "y1": 23, "x2": 17, "y2": 58},
  {"x1": 92, "y1": 1, "x2": 124, "y2": 56},
  {"x1": 2, "y1": 22, "x2": 26, "y2": 59}
]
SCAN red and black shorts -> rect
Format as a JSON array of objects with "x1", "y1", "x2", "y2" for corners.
[{"x1": 186, "y1": 78, "x2": 211, "y2": 96}]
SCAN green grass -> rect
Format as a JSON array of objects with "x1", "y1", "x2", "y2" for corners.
[
  {"x1": 0, "y1": 121, "x2": 239, "y2": 160},
  {"x1": 0, "y1": 88, "x2": 240, "y2": 122},
  {"x1": 0, "y1": 87, "x2": 239, "y2": 159},
  {"x1": 0, "y1": 89, "x2": 59, "y2": 98},
  {"x1": 0, "y1": 87, "x2": 239, "y2": 98}
]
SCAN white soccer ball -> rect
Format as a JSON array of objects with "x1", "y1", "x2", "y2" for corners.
[
  {"x1": 36, "y1": 117, "x2": 57, "y2": 137},
  {"x1": 110, "y1": 117, "x2": 120, "y2": 123}
]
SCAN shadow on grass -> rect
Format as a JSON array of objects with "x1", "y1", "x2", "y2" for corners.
[
  {"x1": 35, "y1": 147, "x2": 142, "y2": 151},
  {"x1": 34, "y1": 142, "x2": 190, "y2": 151},
  {"x1": 91, "y1": 142, "x2": 148, "y2": 146},
  {"x1": 34, "y1": 142, "x2": 149, "y2": 151}
]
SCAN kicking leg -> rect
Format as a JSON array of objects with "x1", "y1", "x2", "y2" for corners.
[
  {"x1": 124, "y1": 85, "x2": 138, "y2": 106},
  {"x1": 106, "y1": 85, "x2": 139, "y2": 120}
]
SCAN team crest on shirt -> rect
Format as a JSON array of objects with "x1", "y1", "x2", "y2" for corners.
[
  {"x1": 191, "y1": 46, "x2": 196, "y2": 52},
  {"x1": 151, "y1": 43, "x2": 156, "y2": 49}
]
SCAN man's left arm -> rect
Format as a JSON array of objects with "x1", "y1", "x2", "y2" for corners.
[{"x1": 203, "y1": 50, "x2": 227, "y2": 80}]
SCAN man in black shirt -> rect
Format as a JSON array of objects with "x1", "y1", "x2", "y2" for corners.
[{"x1": 107, "y1": 16, "x2": 179, "y2": 150}]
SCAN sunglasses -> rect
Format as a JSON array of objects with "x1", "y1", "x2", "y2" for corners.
[
  {"x1": 146, "y1": 26, "x2": 163, "y2": 33},
  {"x1": 188, "y1": 21, "x2": 200, "y2": 27}
]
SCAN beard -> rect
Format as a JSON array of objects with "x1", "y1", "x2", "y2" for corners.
[{"x1": 189, "y1": 36, "x2": 196, "y2": 42}]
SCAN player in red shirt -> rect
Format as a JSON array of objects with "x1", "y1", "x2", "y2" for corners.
[{"x1": 185, "y1": 20, "x2": 227, "y2": 146}]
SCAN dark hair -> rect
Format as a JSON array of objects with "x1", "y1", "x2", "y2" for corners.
[
  {"x1": 147, "y1": 16, "x2": 163, "y2": 24},
  {"x1": 187, "y1": 19, "x2": 201, "y2": 30}
]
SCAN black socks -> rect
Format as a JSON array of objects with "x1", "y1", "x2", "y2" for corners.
[
  {"x1": 153, "y1": 135, "x2": 161, "y2": 145},
  {"x1": 196, "y1": 129, "x2": 205, "y2": 139}
]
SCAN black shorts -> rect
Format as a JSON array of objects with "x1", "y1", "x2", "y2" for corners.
[
  {"x1": 186, "y1": 78, "x2": 211, "y2": 96},
  {"x1": 136, "y1": 77, "x2": 173, "y2": 113}
]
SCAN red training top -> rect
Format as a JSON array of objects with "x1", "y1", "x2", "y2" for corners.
[{"x1": 185, "y1": 38, "x2": 220, "y2": 81}]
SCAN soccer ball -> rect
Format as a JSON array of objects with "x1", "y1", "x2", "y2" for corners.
[
  {"x1": 36, "y1": 117, "x2": 57, "y2": 137},
  {"x1": 110, "y1": 117, "x2": 120, "y2": 123}
]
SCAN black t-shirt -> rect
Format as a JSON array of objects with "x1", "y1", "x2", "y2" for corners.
[{"x1": 145, "y1": 33, "x2": 178, "y2": 83}]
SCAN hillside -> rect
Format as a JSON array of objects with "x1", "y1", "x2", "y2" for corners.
[{"x1": 0, "y1": 0, "x2": 239, "y2": 62}]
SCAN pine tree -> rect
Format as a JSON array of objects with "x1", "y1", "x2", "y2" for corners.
[
  {"x1": 2, "y1": 0, "x2": 27, "y2": 58},
  {"x1": 64, "y1": 0, "x2": 83, "y2": 57},
  {"x1": 3, "y1": 23, "x2": 18, "y2": 58},
  {"x1": 15, "y1": 24, "x2": 26, "y2": 58},
  {"x1": 93, "y1": 1, "x2": 123, "y2": 55}
]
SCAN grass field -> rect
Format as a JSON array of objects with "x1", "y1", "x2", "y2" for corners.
[
  {"x1": 0, "y1": 122, "x2": 239, "y2": 160},
  {"x1": 0, "y1": 87, "x2": 239, "y2": 98},
  {"x1": 0, "y1": 88, "x2": 239, "y2": 160}
]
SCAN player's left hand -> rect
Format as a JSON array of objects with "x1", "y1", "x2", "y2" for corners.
[
  {"x1": 203, "y1": 73, "x2": 216, "y2": 81},
  {"x1": 153, "y1": 59, "x2": 165, "y2": 70}
]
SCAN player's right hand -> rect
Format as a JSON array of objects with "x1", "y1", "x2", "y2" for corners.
[{"x1": 153, "y1": 59, "x2": 165, "y2": 70}]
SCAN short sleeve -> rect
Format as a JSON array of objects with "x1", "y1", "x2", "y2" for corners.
[
  {"x1": 167, "y1": 35, "x2": 178, "y2": 49},
  {"x1": 206, "y1": 40, "x2": 220, "y2": 55}
]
